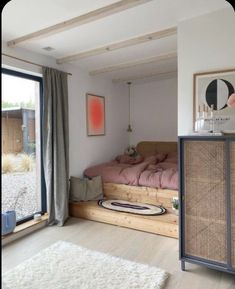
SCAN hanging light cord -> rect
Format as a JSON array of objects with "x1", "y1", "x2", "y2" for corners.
[
  {"x1": 127, "y1": 81, "x2": 132, "y2": 132},
  {"x1": 128, "y1": 82, "x2": 131, "y2": 125}
]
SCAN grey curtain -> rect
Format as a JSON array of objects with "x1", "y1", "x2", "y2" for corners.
[{"x1": 42, "y1": 67, "x2": 69, "y2": 226}]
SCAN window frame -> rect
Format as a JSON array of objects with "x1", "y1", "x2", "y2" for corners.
[{"x1": 2, "y1": 67, "x2": 47, "y2": 225}]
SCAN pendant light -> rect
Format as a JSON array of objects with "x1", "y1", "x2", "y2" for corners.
[{"x1": 127, "y1": 81, "x2": 133, "y2": 132}]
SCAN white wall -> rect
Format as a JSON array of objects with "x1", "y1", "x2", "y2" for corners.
[
  {"x1": 129, "y1": 76, "x2": 178, "y2": 145},
  {"x1": 178, "y1": 7, "x2": 235, "y2": 135},
  {"x1": 2, "y1": 43, "x2": 129, "y2": 177},
  {"x1": 68, "y1": 71, "x2": 129, "y2": 176}
]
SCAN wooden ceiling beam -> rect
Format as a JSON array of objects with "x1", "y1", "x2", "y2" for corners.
[
  {"x1": 7, "y1": 0, "x2": 153, "y2": 47},
  {"x1": 56, "y1": 27, "x2": 177, "y2": 64},
  {"x1": 89, "y1": 51, "x2": 177, "y2": 75},
  {"x1": 112, "y1": 70, "x2": 177, "y2": 83}
]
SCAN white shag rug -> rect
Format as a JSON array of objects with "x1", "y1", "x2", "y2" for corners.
[{"x1": 3, "y1": 241, "x2": 169, "y2": 289}]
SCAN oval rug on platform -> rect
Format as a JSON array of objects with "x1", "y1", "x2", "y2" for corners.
[{"x1": 98, "y1": 199, "x2": 166, "y2": 215}]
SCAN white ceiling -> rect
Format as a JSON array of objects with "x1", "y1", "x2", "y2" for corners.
[{"x1": 2, "y1": 0, "x2": 230, "y2": 81}]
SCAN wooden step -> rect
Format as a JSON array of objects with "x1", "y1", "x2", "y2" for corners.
[
  {"x1": 103, "y1": 183, "x2": 178, "y2": 213},
  {"x1": 69, "y1": 201, "x2": 178, "y2": 239}
]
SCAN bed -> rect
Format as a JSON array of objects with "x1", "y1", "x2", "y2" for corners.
[
  {"x1": 69, "y1": 141, "x2": 179, "y2": 238},
  {"x1": 84, "y1": 141, "x2": 178, "y2": 190}
]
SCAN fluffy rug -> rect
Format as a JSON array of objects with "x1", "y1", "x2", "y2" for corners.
[
  {"x1": 98, "y1": 199, "x2": 166, "y2": 215},
  {"x1": 3, "y1": 241, "x2": 168, "y2": 289}
]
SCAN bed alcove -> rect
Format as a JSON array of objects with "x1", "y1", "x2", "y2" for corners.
[{"x1": 69, "y1": 141, "x2": 179, "y2": 239}]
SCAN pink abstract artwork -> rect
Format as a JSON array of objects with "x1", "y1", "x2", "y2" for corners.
[{"x1": 86, "y1": 94, "x2": 105, "y2": 136}]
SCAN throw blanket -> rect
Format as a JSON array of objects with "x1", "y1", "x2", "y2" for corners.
[{"x1": 84, "y1": 152, "x2": 178, "y2": 190}]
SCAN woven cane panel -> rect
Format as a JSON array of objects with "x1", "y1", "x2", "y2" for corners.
[
  {"x1": 184, "y1": 140, "x2": 227, "y2": 263},
  {"x1": 231, "y1": 142, "x2": 235, "y2": 268}
]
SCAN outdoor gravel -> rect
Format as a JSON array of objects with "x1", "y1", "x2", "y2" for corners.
[{"x1": 2, "y1": 170, "x2": 40, "y2": 220}]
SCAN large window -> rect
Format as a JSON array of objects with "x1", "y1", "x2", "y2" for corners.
[{"x1": 1, "y1": 68, "x2": 46, "y2": 224}]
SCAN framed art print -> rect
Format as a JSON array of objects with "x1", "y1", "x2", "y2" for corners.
[
  {"x1": 193, "y1": 69, "x2": 235, "y2": 123},
  {"x1": 86, "y1": 93, "x2": 105, "y2": 136}
]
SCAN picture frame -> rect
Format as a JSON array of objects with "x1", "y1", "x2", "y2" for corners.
[
  {"x1": 193, "y1": 68, "x2": 235, "y2": 123},
  {"x1": 86, "y1": 93, "x2": 105, "y2": 136}
]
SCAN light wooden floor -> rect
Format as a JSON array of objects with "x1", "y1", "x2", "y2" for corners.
[{"x1": 2, "y1": 218, "x2": 235, "y2": 289}]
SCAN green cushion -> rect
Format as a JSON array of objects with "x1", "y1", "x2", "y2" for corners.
[{"x1": 69, "y1": 176, "x2": 103, "y2": 201}]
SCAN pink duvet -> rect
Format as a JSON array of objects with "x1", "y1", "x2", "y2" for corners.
[{"x1": 84, "y1": 153, "x2": 178, "y2": 190}]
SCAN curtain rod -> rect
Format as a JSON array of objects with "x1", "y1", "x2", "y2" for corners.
[{"x1": 2, "y1": 53, "x2": 72, "y2": 76}]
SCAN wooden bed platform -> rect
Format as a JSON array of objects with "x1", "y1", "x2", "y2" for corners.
[
  {"x1": 70, "y1": 141, "x2": 179, "y2": 238},
  {"x1": 70, "y1": 183, "x2": 179, "y2": 239}
]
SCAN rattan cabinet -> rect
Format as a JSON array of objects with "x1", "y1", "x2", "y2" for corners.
[{"x1": 179, "y1": 135, "x2": 235, "y2": 274}]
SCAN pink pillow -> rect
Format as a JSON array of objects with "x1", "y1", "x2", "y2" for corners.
[
  {"x1": 165, "y1": 152, "x2": 178, "y2": 163},
  {"x1": 144, "y1": 153, "x2": 167, "y2": 164},
  {"x1": 116, "y1": 155, "x2": 143, "y2": 165}
]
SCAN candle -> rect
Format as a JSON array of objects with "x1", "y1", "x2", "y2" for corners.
[{"x1": 34, "y1": 213, "x2": 42, "y2": 221}]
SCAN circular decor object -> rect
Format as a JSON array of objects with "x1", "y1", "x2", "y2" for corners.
[{"x1": 98, "y1": 199, "x2": 166, "y2": 216}]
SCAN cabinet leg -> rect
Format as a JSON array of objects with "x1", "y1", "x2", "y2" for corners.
[{"x1": 181, "y1": 261, "x2": 185, "y2": 271}]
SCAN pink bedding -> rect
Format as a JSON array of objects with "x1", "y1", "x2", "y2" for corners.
[{"x1": 84, "y1": 152, "x2": 178, "y2": 190}]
